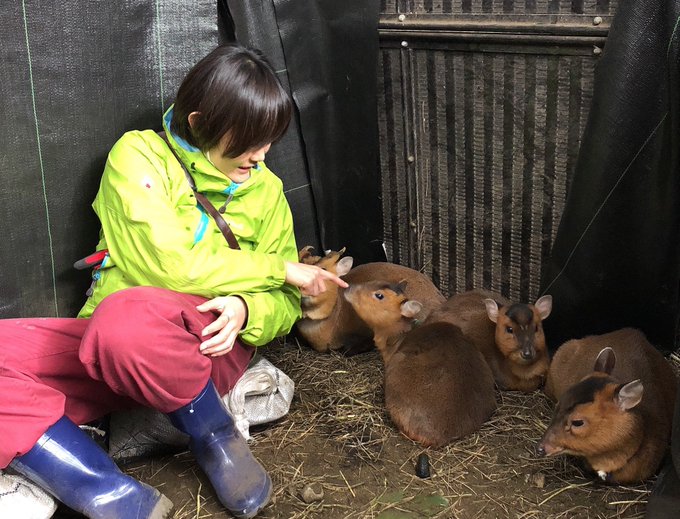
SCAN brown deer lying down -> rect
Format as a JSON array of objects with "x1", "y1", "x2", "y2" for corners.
[
  {"x1": 344, "y1": 280, "x2": 497, "y2": 447},
  {"x1": 538, "y1": 328, "x2": 678, "y2": 484},
  {"x1": 295, "y1": 246, "x2": 445, "y2": 354},
  {"x1": 427, "y1": 289, "x2": 552, "y2": 392}
]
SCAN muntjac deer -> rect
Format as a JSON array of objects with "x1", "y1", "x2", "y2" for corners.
[
  {"x1": 428, "y1": 289, "x2": 552, "y2": 392},
  {"x1": 343, "y1": 280, "x2": 496, "y2": 447},
  {"x1": 538, "y1": 328, "x2": 677, "y2": 483}
]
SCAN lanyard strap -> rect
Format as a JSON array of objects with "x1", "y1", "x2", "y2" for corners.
[{"x1": 158, "y1": 132, "x2": 241, "y2": 250}]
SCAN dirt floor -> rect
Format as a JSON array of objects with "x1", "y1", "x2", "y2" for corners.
[{"x1": 53, "y1": 338, "x2": 679, "y2": 519}]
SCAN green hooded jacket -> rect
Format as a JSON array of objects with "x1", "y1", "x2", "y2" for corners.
[{"x1": 77, "y1": 107, "x2": 302, "y2": 346}]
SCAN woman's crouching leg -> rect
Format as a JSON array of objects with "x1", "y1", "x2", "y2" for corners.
[
  {"x1": 0, "y1": 317, "x2": 102, "y2": 469},
  {"x1": 80, "y1": 287, "x2": 267, "y2": 517},
  {"x1": 79, "y1": 286, "x2": 255, "y2": 412}
]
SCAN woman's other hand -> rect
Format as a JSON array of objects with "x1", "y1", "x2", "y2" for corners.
[
  {"x1": 284, "y1": 261, "x2": 348, "y2": 296},
  {"x1": 196, "y1": 295, "x2": 248, "y2": 356}
]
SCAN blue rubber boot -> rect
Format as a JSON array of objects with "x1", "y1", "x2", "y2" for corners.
[
  {"x1": 9, "y1": 416, "x2": 173, "y2": 519},
  {"x1": 168, "y1": 380, "x2": 272, "y2": 518}
]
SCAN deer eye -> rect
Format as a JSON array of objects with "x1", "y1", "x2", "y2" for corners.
[
  {"x1": 374, "y1": 292, "x2": 384, "y2": 301},
  {"x1": 571, "y1": 419, "x2": 584, "y2": 428},
  {"x1": 505, "y1": 326, "x2": 513, "y2": 334}
]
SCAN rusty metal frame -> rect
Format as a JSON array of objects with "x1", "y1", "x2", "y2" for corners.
[{"x1": 379, "y1": 14, "x2": 609, "y2": 50}]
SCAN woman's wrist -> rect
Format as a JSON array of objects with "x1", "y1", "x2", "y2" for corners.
[{"x1": 232, "y1": 295, "x2": 249, "y2": 329}]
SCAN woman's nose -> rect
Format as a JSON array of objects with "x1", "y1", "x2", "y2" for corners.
[{"x1": 250, "y1": 143, "x2": 271, "y2": 163}]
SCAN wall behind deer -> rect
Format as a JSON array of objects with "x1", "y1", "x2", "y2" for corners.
[{"x1": 377, "y1": 1, "x2": 615, "y2": 302}]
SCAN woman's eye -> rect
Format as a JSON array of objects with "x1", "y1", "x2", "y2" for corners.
[
  {"x1": 505, "y1": 326, "x2": 513, "y2": 334},
  {"x1": 571, "y1": 419, "x2": 584, "y2": 428}
]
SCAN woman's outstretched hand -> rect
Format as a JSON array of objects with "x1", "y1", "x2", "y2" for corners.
[
  {"x1": 196, "y1": 295, "x2": 248, "y2": 357},
  {"x1": 284, "y1": 261, "x2": 348, "y2": 296}
]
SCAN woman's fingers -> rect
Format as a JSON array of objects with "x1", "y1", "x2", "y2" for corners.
[
  {"x1": 201, "y1": 308, "x2": 234, "y2": 337},
  {"x1": 318, "y1": 268, "x2": 348, "y2": 288},
  {"x1": 285, "y1": 261, "x2": 348, "y2": 295},
  {"x1": 194, "y1": 296, "x2": 247, "y2": 356},
  {"x1": 196, "y1": 299, "x2": 223, "y2": 313},
  {"x1": 199, "y1": 323, "x2": 236, "y2": 356},
  {"x1": 300, "y1": 275, "x2": 330, "y2": 297}
]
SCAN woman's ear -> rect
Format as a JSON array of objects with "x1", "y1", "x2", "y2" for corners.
[{"x1": 188, "y1": 111, "x2": 201, "y2": 130}]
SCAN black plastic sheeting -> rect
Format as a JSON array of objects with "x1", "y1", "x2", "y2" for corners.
[
  {"x1": 540, "y1": 0, "x2": 680, "y2": 354},
  {"x1": 225, "y1": 0, "x2": 385, "y2": 265},
  {"x1": 0, "y1": 1, "x2": 219, "y2": 318},
  {"x1": 1, "y1": 1, "x2": 384, "y2": 318}
]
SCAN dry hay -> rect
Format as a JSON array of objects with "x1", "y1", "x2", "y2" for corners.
[{"x1": 122, "y1": 342, "x2": 679, "y2": 519}]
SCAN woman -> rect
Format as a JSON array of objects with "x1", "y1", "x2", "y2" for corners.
[{"x1": 0, "y1": 44, "x2": 346, "y2": 519}]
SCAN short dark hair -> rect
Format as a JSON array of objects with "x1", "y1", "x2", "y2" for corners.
[{"x1": 171, "y1": 44, "x2": 292, "y2": 158}]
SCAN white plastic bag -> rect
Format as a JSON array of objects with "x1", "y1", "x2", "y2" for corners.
[
  {"x1": 223, "y1": 355, "x2": 295, "y2": 440},
  {"x1": 0, "y1": 470, "x2": 57, "y2": 519}
]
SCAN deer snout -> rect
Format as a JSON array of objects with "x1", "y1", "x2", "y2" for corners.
[
  {"x1": 519, "y1": 342, "x2": 536, "y2": 361},
  {"x1": 536, "y1": 433, "x2": 562, "y2": 457},
  {"x1": 536, "y1": 442, "x2": 547, "y2": 457}
]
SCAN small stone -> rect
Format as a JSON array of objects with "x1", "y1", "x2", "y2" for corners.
[
  {"x1": 527, "y1": 472, "x2": 546, "y2": 488},
  {"x1": 300, "y1": 483, "x2": 324, "y2": 503}
]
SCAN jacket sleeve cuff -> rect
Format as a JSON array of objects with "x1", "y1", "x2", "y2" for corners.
[{"x1": 232, "y1": 289, "x2": 302, "y2": 347}]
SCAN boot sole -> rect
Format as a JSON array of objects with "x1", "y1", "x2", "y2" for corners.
[
  {"x1": 150, "y1": 493, "x2": 174, "y2": 519},
  {"x1": 233, "y1": 481, "x2": 273, "y2": 519}
]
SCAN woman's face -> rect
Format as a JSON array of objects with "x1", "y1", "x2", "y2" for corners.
[
  {"x1": 207, "y1": 141, "x2": 272, "y2": 183},
  {"x1": 188, "y1": 111, "x2": 272, "y2": 183}
]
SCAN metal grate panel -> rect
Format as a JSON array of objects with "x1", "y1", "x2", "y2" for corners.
[{"x1": 378, "y1": 46, "x2": 595, "y2": 301}]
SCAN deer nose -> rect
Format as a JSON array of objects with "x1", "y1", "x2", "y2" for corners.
[
  {"x1": 521, "y1": 347, "x2": 535, "y2": 360},
  {"x1": 536, "y1": 443, "x2": 546, "y2": 457}
]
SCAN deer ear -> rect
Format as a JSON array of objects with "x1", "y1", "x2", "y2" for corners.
[
  {"x1": 336, "y1": 257, "x2": 354, "y2": 276},
  {"x1": 483, "y1": 299, "x2": 499, "y2": 323},
  {"x1": 616, "y1": 380, "x2": 643, "y2": 411},
  {"x1": 396, "y1": 279, "x2": 408, "y2": 293},
  {"x1": 401, "y1": 300, "x2": 423, "y2": 319},
  {"x1": 299, "y1": 245, "x2": 315, "y2": 261},
  {"x1": 594, "y1": 347, "x2": 616, "y2": 374},
  {"x1": 534, "y1": 295, "x2": 553, "y2": 320}
]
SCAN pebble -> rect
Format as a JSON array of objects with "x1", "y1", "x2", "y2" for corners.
[{"x1": 300, "y1": 483, "x2": 324, "y2": 503}]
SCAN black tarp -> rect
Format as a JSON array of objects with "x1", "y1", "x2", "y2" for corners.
[
  {"x1": 540, "y1": 0, "x2": 680, "y2": 354},
  {"x1": 224, "y1": 0, "x2": 385, "y2": 265},
  {"x1": 538, "y1": 0, "x2": 680, "y2": 510},
  {"x1": 0, "y1": 1, "x2": 384, "y2": 319}
]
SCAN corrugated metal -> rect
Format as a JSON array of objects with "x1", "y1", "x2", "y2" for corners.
[{"x1": 378, "y1": 40, "x2": 596, "y2": 301}]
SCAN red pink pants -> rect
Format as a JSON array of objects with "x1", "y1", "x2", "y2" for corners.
[{"x1": 0, "y1": 286, "x2": 255, "y2": 469}]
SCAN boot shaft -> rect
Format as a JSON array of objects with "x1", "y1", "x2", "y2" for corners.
[
  {"x1": 168, "y1": 380, "x2": 271, "y2": 518},
  {"x1": 11, "y1": 416, "x2": 172, "y2": 519}
]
